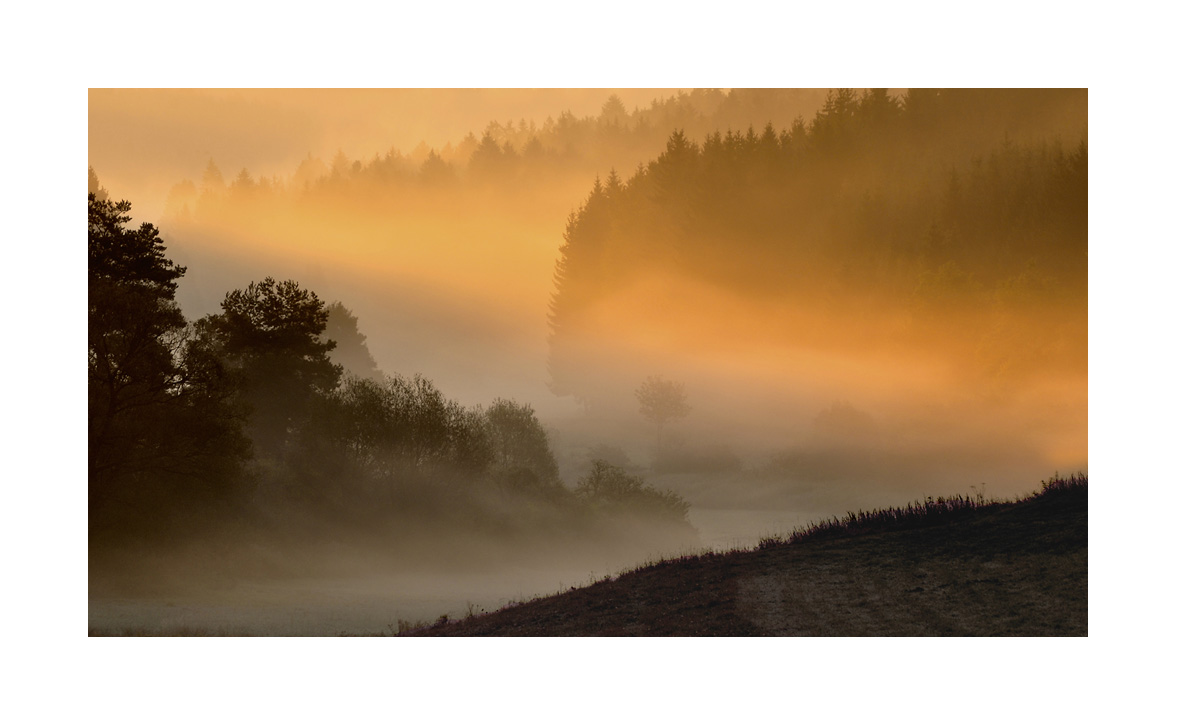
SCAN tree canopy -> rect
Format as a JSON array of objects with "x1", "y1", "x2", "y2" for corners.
[
  {"x1": 88, "y1": 192, "x2": 248, "y2": 538},
  {"x1": 88, "y1": 193, "x2": 188, "y2": 491},
  {"x1": 196, "y1": 277, "x2": 341, "y2": 459}
]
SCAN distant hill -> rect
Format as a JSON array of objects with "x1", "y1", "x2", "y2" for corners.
[{"x1": 407, "y1": 476, "x2": 1087, "y2": 636}]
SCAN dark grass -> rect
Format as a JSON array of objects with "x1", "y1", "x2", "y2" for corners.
[
  {"x1": 407, "y1": 473, "x2": 1087, "y2": 636},
  {"x1": 401, "y1": 547, "x2": 758, "y2": 637},
  {"x1": 757, "y1": 473, "x2": 1087, "y2": 548}
]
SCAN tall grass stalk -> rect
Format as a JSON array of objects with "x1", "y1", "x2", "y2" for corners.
[{"x1": 758, "y1": 473, "x2": 1087, "y2": 549}]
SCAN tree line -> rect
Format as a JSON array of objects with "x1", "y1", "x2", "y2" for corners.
[
  {"x1": 157, "y1": 90, "x2": 839, "y2": 221},
  {"x1": 88, "y1": 189, "x2": 693, "y2": 551},
  {"x1": 547, "y1": 89, "x2": 1088, "y2": 402}
]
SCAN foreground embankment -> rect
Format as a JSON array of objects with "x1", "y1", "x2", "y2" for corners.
[{"x1": 409, "y1": 477, "x2": 1087, "y2": 636}]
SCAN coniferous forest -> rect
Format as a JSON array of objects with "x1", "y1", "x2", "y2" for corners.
[
  {"x1": 88, "y1": 88, "x2": 1087, "y2": 635},
  {"x1": 548, "y1": 89, "x2": 1086, "y2": 404}
]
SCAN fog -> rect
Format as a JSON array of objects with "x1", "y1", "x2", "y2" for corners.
[
  {"x1": 90, "y1": 89, "x2": 688, "y2": 222},
  {"x1": 88, "y1": 88, "x2": 1086, "y2": 634}
]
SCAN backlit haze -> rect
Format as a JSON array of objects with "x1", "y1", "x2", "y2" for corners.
[
  {"x1": 87, "y1": 88, "x2": 1087, "y2": 632},
  {"x1": 90, "y1": 89, "x2": 680, "y2": 222}
]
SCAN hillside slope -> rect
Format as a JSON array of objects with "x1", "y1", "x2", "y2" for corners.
[{"x1": 409, "y1": 483, "x2": 1087, "y2": 636}]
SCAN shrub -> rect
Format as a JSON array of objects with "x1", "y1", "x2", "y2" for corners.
[
  {"x1": 484, "y1": 398, "x2": 564, "y2": 497},
  {"x1": 575, "y1": 460, "x2": 689, "y2": 522}
]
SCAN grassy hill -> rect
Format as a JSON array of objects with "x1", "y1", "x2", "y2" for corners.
[{"x1": 405, "y1": 475, "x2": 1087, "y2": 636}]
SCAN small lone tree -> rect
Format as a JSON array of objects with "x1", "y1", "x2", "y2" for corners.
[{"x1": 635, "y1": 375, "x2": 691, "y2": 451}]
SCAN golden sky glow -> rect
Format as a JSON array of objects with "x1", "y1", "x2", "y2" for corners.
[{"x1": 88, "y1": 88, "x2": 1087, "y2": 506}]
